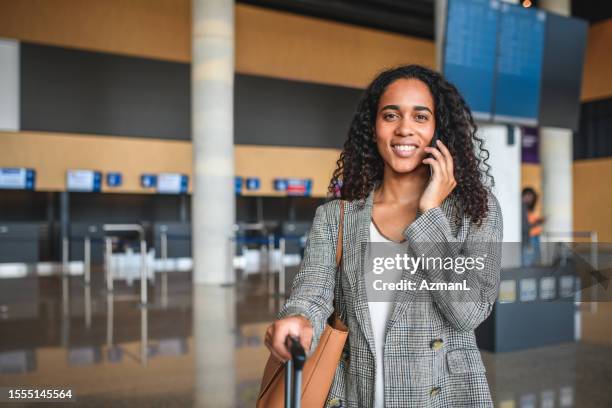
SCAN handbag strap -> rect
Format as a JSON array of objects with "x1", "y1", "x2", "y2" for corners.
[
  {"x1": 332, "y1": 200, "x2": 346, "y2": 324},
  {"x1": 335, "y1": 200, "x2": 345, "y2": 267}
]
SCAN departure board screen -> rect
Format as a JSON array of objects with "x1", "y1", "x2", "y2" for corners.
[
  {"x1": 493, "y1": 2, "x2": 546, "y2": 125},
  {"x1": 443, "y1": 0, "x2": 499, "y2": 120},
  {"x1": 443, "y1": 0, "x2": 548, "y2": 126}
]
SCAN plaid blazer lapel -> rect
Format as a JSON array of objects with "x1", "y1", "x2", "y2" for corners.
[
  {"x1": 343, "y1": 188, "x2": 378, "y2": 361},
  {"x1": 385, "y1": 195, "x2": 460, "y2": 335}
]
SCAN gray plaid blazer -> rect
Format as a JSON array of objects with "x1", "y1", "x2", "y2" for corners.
[{"x1": 279, "y1": 185, "x2": 503, "y2": 408}]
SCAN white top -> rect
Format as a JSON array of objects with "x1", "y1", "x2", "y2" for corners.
[{"x1": 367, "y1": 220, "x2": 407, "y2": 408}]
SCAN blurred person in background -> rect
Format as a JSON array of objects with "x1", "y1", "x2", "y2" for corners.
[{"x1": 522, "y1": 187, "x2": 545, "y2": 266}]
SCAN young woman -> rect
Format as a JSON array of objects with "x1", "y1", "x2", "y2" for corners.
[{"x1": 264, "y1": 65, "x2": 503, "y2": 408}]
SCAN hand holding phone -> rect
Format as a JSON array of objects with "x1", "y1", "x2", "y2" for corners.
[{"x1": 420, "y1": 130, "x2": 456, "y2": 212}]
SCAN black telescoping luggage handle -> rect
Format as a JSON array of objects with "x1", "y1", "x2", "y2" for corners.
[{"x1": 284, "y1": 336, "x2": 306, "y2": 408}]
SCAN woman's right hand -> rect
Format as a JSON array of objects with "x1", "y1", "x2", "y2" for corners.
[{"x1": 264, "y1": 315, "x2": 313, "y2": 362}]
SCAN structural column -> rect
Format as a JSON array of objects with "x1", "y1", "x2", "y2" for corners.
[
  {"x1": 193, "y1": 285, "x2": 236, "y2": 407},
  {"x1": 434, "y1": 0, "x2": 447, "y2": 72},
  {"x1": 60, "y1": 191, "x2": 70, "y2": 264},
  {"x1": 192, "y1": 0, "x2": 235, "y2": 284},
  {"x1": 539, "y1": 128, "x2": 573, "y2": 236},
  {"x1": 0, "y1": 39, "x2": 19, "y2": 131},
  {"x1": 539, "y1": 0, "x2": 573, "y2": 237}
]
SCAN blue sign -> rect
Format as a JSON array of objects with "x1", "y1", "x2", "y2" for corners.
[
  {"x1": 273, "y1": 178, "x2": 288, "y2": 192},
  {"x1": 93, "y1": 172, "x2": 102, "y2": 192},
  {"x1": 157, "y1": 173, "x2": 188, "y2": 194},
  {"x1": 274, "y1": 178, "x2": 312, "y2": 196},
  {"x1": 0, "y1": 168, "x2": 35, "y2": 190},
  {"x1": 235, "y1": 176, "x2": 243, "y2": 194},
  {"x1": 180, "y1": 175, "x2": 188, "y2": 193},
  {"x1": 66, "y1": 170, "x2": 101, "y2": 192},
  {"x1": 25, "y1": 169, "x2": 35, "y2": 190},
  {"x1": 141, "y1": 174, "x2": 157, "y2": 188},
  {"x1": 246, "y1": 177, "x2": 260, "y2": 191},
  {"x1": 106, "y1": 172, "x2": 122, "y2": 187}
]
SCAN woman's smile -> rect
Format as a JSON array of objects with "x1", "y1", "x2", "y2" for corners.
[{"x1": 391, "y1": 142, "x2": 419, "y2": 158}]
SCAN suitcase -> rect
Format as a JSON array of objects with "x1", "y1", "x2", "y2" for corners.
[{"x1": 284, "y1": 336, "x2": 306, "y2": 408}]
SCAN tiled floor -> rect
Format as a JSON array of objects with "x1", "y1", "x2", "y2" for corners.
[{"x1": 0, "y1": 272, "x2": 611, "y2": 407}]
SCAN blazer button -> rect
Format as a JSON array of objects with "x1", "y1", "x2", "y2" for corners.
[
  {"x1": 430, "y1": 338, "x2": 444, "y2": 350},
  {"x1": 430, "y1": 387, "x2": 441, "y2": 397},
  {"x1": 329, "y1": 397, "x2": 343, "y2": 407}
]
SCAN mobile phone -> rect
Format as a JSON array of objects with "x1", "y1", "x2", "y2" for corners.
[
  {"x1": 427, "y1": 129, "x2": 440, "y2": 177},
  {"x1": 429, "y1": 129, "x2": 440, "y2": 150}
]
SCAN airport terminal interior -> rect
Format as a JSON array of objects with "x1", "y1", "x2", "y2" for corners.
[{"x1": 1, "y1": 0, "x2": 612, "y2": 407}]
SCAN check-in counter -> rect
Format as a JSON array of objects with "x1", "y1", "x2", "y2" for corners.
[
  {"x1": 153, "y1": 223, "x2": 191, "y2": 259},
  {"x1": 0, "y1": 223, "x2": 43, "y2": 263},
  {"x1": 69, "y1": 223, "x2": 105, "y2": 263},
  {"x1": 476, "y1": 264, "x2": 578, "y2": 352}
]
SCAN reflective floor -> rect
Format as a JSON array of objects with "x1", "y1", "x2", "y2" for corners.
[{"x1": 0, "y1": 271, "x2": 611, "y2": 407}]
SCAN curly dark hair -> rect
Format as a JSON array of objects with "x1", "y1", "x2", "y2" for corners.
[{"x1": 328, "y1": 64, "x2": 494, "y2": 226}]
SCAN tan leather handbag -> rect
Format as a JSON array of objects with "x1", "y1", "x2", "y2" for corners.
[{"x1": 257, "y1": 201, "x2": 348, "y2": 408}]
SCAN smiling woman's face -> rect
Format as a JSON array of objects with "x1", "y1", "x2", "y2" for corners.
[{"x1": 375, "y1": 78, "x2": 436, "y2": 174}]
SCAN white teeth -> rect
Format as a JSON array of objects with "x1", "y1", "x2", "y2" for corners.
[{"x1": 393, "y1": 145, "x2": 417, "y2": 151}]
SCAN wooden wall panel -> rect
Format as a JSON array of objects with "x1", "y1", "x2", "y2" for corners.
[
  {"x1": 234, "y1": 5, "x2": 435, "y2": 88},
  {"x1": 0, "y1": 0, "x2": 191, "y2": 62},
  {"x1": 523, "y1": 160, "x2": 612, "y2": 241},
  {"x1": 0, "y1": 131, "x2": 339, "y2": 197},
  {"x1": 573, "y1": 157, "x2": 612, "y2": 241},
  {"x1": 581, "y1": 19, "x2": 612, "y2": 102}
]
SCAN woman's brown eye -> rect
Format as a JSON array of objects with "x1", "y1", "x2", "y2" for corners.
[{"x1": 384, "y1": 113, "x2": 397, "y2": 120}]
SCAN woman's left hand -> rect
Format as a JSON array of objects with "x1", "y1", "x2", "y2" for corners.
[{"x1": 420, "y1": 140, "x2": 457, "y2": 212}]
